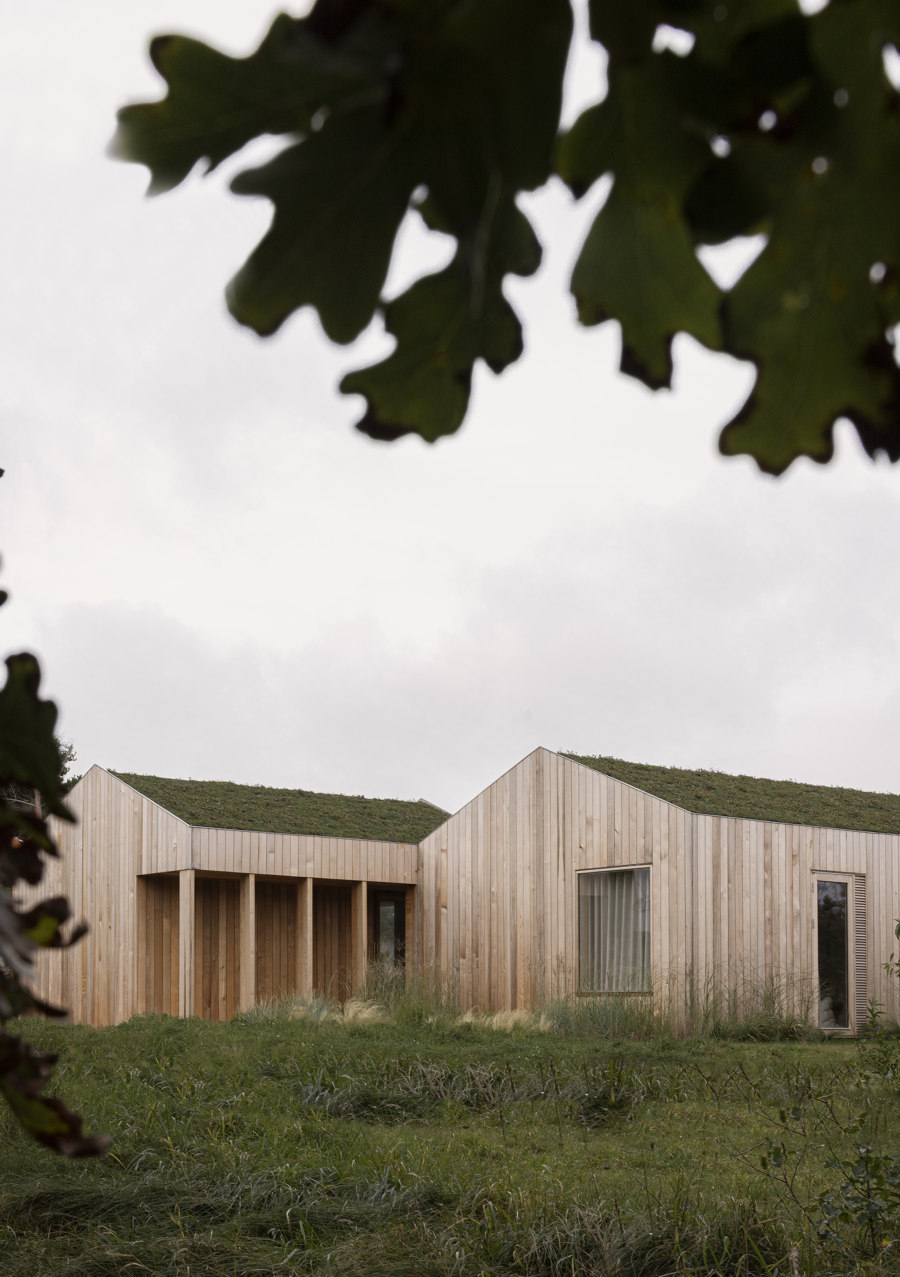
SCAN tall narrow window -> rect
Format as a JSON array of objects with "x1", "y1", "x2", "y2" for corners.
[
  {"x1": 579, "y1": 868, "x2": 650, "y2": 992},
  {"x1": 369, "y1": 891, "x2": 406, "y2": 968},
  {"x1": 817, "y1": 880, "x2": 849, "y2": 1028},
  {"x1": 379, "y1": 900, "x2": 397, "y2": 965}
]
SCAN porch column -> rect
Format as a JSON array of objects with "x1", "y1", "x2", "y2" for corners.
[
  {"x1": 405, "y1": 886, "x2": 416, "y2": 968},
  {"x1": 178, "y1": 869, "x2": 195, "y2": 1018},
  {"x1": 239, "y1": 873, "x2": 256, "y2": 1011},
  {"x1": 351, "y1": 880, "x2": 368, "y2": 995},
  {"x1": 296, "y1": 877, "x2": 313, "y2": 996}
]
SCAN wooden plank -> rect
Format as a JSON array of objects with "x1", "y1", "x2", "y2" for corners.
[
  {"x1": 218, "y1": 879, "x2": 228, "y2": 1018},
  {"x1": 239, "y1": 874, "x2": 256, "y2": 1010},
  {"x1": 791, "y1": 826, "x2": 803, "y2": 1015},
  {"x1": 693, "y1": 815, "x2": 706, "y2": 993},
  {"x1": 136, "y1": 878, "x2": 149, "y2": 1016},
  {"x1": 297, "y1": 878, "x2": 313, "y2": 997},
  {"x1": 157, "y1": 880, "x2": 168, "y2": 1016},
  {"x1": 312, "y1": 884, "x2": 323, "y2": 994},
  {"x1": 351, "y1": 881, "x2": 367, "y2": 994},
  {"x1": 179, "y1": 869, "x2": 195, "y2": 1018},
  {"x1": 512, "y1": 763, "x2": 523, "y2": 1007}
]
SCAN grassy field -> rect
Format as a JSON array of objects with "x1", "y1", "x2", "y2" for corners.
[{"x1": 1, "y1": 998, "x2": 898, "y2": 1276}]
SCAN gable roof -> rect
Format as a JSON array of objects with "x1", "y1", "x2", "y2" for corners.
[
  {"x1": 564, "y1": 753, "x2": 900, "y2": 836},
  {"x1": 112, "y1": 772, "x2": 448, "y2": 843}
]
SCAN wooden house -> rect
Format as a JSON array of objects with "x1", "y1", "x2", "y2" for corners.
[{"x1": 36, "y1": 751, "x2": 900, "y2": 1033}]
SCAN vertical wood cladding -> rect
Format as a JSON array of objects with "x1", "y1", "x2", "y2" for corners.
[
  {"x1": 191, "y1": 828, "x2": 417, "y2": 883},
  {"x1": 313, "y1": 885, "x2": 352, "y2": 1001},
  {"x1": 33, "y1": 765, "x2": 191, "y2": 1025},
  {"x1": 137, "y1": 876, "x2": 179, "y2": 1016},
  {"x1": 416, "y1": 748, "x2": 900, "y2": 1026},
  {"x1": 38, "y1": 757, "x2": 900, "y2": 1031},
  {"x1": 194, "y1": 877, "x2": 241, "y2": 1022},
  {"x1": 255, "y1": 881, "x2": 299, "y2": 1001}
]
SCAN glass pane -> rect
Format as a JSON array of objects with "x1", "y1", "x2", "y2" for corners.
[
  {"x1": 578, "y1": 868, "x2": 650, "y2": 992},
  {"x1": 817, "y1": 880, "x2": 848, "y2": 1028},
  {"x1": 379, "y1": 901, "x2": 396, "y2": 966}
]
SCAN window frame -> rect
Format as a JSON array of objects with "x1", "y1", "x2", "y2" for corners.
[
  {"x1": 812, "y1": 870, "x2": 865, "y2": 1035},
  {"x1": 367, "y1": 888, "x2": 407, "y2": 968},
  {"x1": 576, "y1": 865, "x2": 652, "y2": 996}
]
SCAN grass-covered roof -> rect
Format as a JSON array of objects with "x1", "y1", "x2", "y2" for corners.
[
  {"x1": 112, "y1": 773, "x2": 448, "y2": 843},
  {"x1": 563, "y1": 754, "x2": 900, "y2": 836}
]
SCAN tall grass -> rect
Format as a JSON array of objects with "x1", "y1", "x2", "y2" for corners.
[
  {"x1": 360, "y1": 960, "x2": 461, "y2": 1025},
  {"x1": 536, "y1": 961, "x2": 821, "y2": 1043},
  {"x1": 0, "y1": 1009, "x2": 893, "y2": 1276},
  {"x1": 277, "y1": 957, "x2": 824, "y2": 1044},
  {"x1": 676, "y1": 963, "x2": 821, "y2": 1041}
]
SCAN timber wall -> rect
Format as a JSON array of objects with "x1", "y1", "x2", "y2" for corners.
[
  {"x1": 190, "y1": 827, "x2": 416, "y2": 882},
  {"x1": 417, "y1": 749, "x2": 900, "y2": 1026},
  {"x1": 255, "y1": 881, "x2": 300, "y2": 1003},
  {"x1": 35, "y1": 755, "x2": 900, "y2": 1028},
  {"x1": 38, "y1": 767, "x2": 419, "y2": 1025},
  {"x1": 32, "y1": 765, "x2": 191, "y2": 1024}
]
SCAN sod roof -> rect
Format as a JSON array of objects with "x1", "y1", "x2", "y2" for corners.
[
  {"x1": 563, "y1": 753, "x2": 900, "y2": 836},
  {"x1": 112, "y1": 773, "x2": 448, "y2": 843}
]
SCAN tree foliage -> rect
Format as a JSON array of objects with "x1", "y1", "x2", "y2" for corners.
[
  {"x1": 113, "y1": 0, "x2": 900, "y2": 474},
  {"x1": 2, "y1": 739, "x2": 80, "y2": 819},
  {"x1": 0, "y1": 576, "x2": 108, "y2": 1156}
]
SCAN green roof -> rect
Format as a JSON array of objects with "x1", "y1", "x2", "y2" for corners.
[
  {"x1": 563, "y1": 754, "x2": 900, "y2": 837},
  {"x1": 112, "y1": 773, "x2": 448, "y2": 843}
]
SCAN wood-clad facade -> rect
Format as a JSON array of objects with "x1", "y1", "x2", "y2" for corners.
[
  {"x1": 35, "y1": 754, "x2": 900, "y2": 1032},
  {"x1": 417, "y1": 750, "x2": 900, "y2": 1031},
  {"x1": 37, "y1": 766, "x2": 417, "y2": 1025}
]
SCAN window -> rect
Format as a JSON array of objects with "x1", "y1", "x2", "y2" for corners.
[
  {"x1": 369, "y1": 891, "x2": 406, "y2": 968},
  {"x1": 815, "y1": 873, "x2": 866, "y2": 1032},
  {"x1": 817, "y1": 879, "x2": 849, "y2": 1028},
  {"x1": 578, "y1": 868, "x2": 650, "y2": 993}
]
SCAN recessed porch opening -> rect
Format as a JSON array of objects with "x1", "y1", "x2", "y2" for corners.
[
  {"x1": 141, "y1": 872, "x2": 417, "y2": 1021},
  {"x1": 313, "y1": 883, "x2": 353, "y2": 1001},
  {"x1": 195, "y1": 876, "x2": 241, "y2": 1022},
  {"x1": 255, "y1": 880, "x2": 300, "y2": 1002},
  {"x1": 137, "y1": 874, "x2": 179, "y2": 1016}
]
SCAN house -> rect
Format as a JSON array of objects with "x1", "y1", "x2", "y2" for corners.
[{"x1": 36, "y1": 750, "x2": 900, "y2": 1033}]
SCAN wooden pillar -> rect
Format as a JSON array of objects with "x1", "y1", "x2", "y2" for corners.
[
  {"x1": 239, "y1": 873, "x2": 256, "y2": 1011},
  {"x1": 351, "y1": 880, "x2": 368, "y2": 995},
  {"x1": 297, "y1": 877, "x2": 313, "y2": 996},
  {"x1": 405, "y1": 886, "x2": 416, "y2": 969},
  {"x1": 135, "y1": 879, "x2": 148, "y2": 1017},
  {"x1": 178, "y1": 869, "x2": 195, "y2": 1018}
]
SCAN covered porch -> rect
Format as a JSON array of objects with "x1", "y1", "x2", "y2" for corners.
[{"x1": 137, "y1": 871, "x2": 415, "y2": 1020}]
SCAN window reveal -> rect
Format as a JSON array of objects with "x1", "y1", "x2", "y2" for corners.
[
  {"x1": 817, "y1": 879, "x2": 849, "y2": 1029},
  {"x1": 578, "y1": 868, "x2": 651, "y2": 993}
]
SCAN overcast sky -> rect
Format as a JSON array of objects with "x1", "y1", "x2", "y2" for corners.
[{"x1": 2, "y1": 1, "x2": 898, "y2": 815}]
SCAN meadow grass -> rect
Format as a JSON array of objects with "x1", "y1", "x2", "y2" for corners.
[
  {"x1": 0, "y1": 1004, "x2": 897, "y2": 1275},
  {"x1": 563, "y1": 753, "x2": 900, "y2": 836},
  {"x1": 110, "y1": 773, "x2": 448, "y2": 842}
]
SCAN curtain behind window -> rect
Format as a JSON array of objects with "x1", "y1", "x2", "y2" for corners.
[{"x1": 579, "y1": 869, "x2": 650, "y2": 992}]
